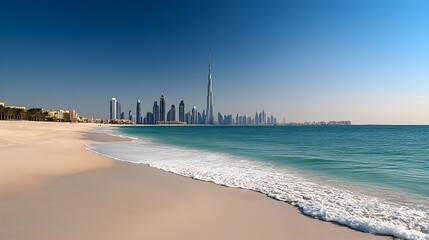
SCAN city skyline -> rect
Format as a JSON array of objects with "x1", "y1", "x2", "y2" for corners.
[
  {"x1": 1, "y1": 0, "x2": 428, "y2": 124},
  {"x1": 110, "y1": 94, "x2": 280, "y2": 125},
  {"x1": 111, "y1": 96, "x2": 273, "y2": 124},
  {"x1": 108, "y1": 58, "x2": 282, "y2": 125}
]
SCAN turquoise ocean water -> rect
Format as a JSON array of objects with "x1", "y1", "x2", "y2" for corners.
[{"x1": 88, "y1": 125, "x2": 429, "y2": 239}]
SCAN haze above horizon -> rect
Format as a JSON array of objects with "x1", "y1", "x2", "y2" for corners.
[{"x1": 0, "y1": 0, "x2": 428, "y2": 124}]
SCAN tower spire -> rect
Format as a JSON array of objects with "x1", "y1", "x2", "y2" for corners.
[{"x1": 206, "y1": 54, "x2": 214, "y2": 124}]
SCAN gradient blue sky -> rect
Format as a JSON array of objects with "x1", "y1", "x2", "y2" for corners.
[{"x1": 1, "y1": 0, "x2": 428, "y2": 124}]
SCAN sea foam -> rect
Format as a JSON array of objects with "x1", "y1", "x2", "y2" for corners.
[{"x1": 86, "y1": 129, "x2": 429, "y2": 240}]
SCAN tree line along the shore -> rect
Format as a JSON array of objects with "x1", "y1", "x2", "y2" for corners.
[{"x1": 0, "y1": 106, "x2": 48, "y2": 121}]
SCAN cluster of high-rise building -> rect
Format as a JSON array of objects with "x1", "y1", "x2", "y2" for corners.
[
  {"x1": 286, "y1": 121, "x2": 351, "y2": 126},
  {"x1": 109, "y1": 57, "x2": 278, "y2": 125},
  {"x1": 109, "y1": 98, "x2": 123, "y2": 120},
  {"x1": 223, "y1": 110, "x2": 278, "y2": 125},
  {"x1": 110, "y1": 96, "x2": 215, "y2": 125}
]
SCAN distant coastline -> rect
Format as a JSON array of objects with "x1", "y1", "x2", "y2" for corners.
[
  {"x1": 1, "y1": 99, "x2": 353, "y2": 126},
  {"x1": 283, "y1": 120, "x2": 351, "y2": 126}
]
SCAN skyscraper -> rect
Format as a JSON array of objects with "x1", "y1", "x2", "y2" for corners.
[
  {"x1": 218, "y1": 112, "x2": 223, "y2": 124},
  {"x1": 160, "y1": 94, "x2": 166, "y2": 122},
  {"x1": 153, "y1": 101, "x2": 160, "y2": 123},
  {"x1": 116, "y1": 100, "x2": 121, "y2": 119},
  {"x1": 168, "y1": 105, "x2": 176, "y2": 122},
  {"x1": 136, "y1": 98, "x2": 142, "y2": 124},
  {"x1": 202, "y1": 110, "x2": 206, "y2": 124},
  {"x1": 166, "y1": 108, "x2": 172, "y2": 122},
  {"x1": 191, "y1": 106, "x2": 197, "y2": 124},
  {"x1": 198, "y1": 112, "x2": 203, "y2": 124},
  {"x1": 146, "y1": 112, "x2": 154, "y2": 124},
  {"x1": 179, "y1": 100, "x2": 185, "y2": 122},
  {"x1": 205, "y1": 56, "x2": 214, "y2": 124},
  {"x1": 262, "y1": 110, "x2": 266, "y2": 124},
  {"x1": 110, "y1": 98, "x2": 117, "y2": 120},
  {"x1": 185, "y1": 112, "x2": 192, "y2": 124},
  {"x1": 128, "y1": 110, "x2": 134, "y2": 123}
]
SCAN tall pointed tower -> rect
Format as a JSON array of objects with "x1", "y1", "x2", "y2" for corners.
[{"x1": 206, "y1": 55, "x2": 214, "y2": 124}]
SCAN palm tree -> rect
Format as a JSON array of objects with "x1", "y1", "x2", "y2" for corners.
[
  {"x1": 0, "y1": 105, "x2": 4, "y2": 120},
  {"x1": 27, "y1": 108, "x2": 36, "y2": 121},
  {"x1": 27, "y1": 108, "x2": 44, "y2": 121},
  {"x1": 15, "y1": 108, "x2": 24, "y2": 120},
  {"x1": 36, "y1": 109, "x2": 43, "y2": 121},
  {"x1": 0, "y1": 106, "x2": 49, "y2": 121},
  {"x1": 4, "y1": 107, "x2": 12, "y2": 120}
]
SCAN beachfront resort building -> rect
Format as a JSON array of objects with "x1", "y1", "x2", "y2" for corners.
[
  {"x1": 7, "y1": 105, "x2": 26, "y2": 110},
  {"x1": 47, "y1": 109, "x2": 79, "y2": 122}
]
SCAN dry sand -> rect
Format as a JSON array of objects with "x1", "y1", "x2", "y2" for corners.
[{"x1": 0, "y1": 121, "x2": 390, "y2": 240}]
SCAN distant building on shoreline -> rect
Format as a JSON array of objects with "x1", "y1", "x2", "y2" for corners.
[
  {"x1": 128, "y1": 110, "x2": 133, "y2": 122},
  {"x1": 144, "y1": 112, "x2": 154, "y2": 124},
  {"x1": 160, "y1": 94, "x2": 166, "y2": 122},
  {"x1": 136, "y1": 98, "x2": 142, "y2": 124},
  {"x1": 116, "y1": 100, "x2": 121, "y2": 119},
  {"x1": 0, "y1": 100, "x2": 98, "y2": 123},
  {"x1": 110, "y1": 98, "x2": 117, "y2": 120},
  {"x1": 47, "y1": 109, "x2": 80, "y2": 122},
  {"x1": 285, "y1": 121, "x2": 352, "y2": 126},
  {"x1": 153, "y1": 101, "x2": 160, "y2": 123},
  {"x1": 0, "y1": 101, "x2": 25, "y2": 111},
  {"x1": 191, "y1": 106, "x2": 198, "y2": 124},
  {"x1": 167, "y1": 105, "x2": 176, "y2": 122},
  {"x1": 179, "y1": 100, "x2": 185, "y2": 123},
  {"x1": 205, "y1": 56, "x2": 214, "y2": 124}
]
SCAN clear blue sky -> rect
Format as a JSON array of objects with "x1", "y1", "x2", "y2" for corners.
[{"x1": 1, "y1": 0, "x2": 428, "y2": 124}]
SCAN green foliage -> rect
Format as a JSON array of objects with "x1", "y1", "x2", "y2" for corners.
[{"x1": 0, "y1": 106, "x2": 47, "y2": 121}]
